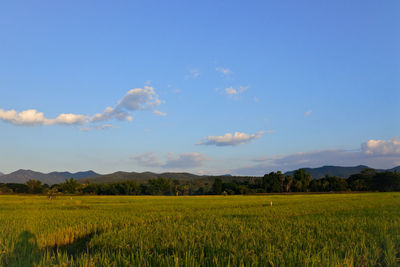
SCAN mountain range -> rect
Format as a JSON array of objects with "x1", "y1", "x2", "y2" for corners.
[
  {"x1": 85, "y1": 171, "x2": 202, "y2": 184},
  {"x1": 0, "y1": 165, "x2": 399, "y2": 185},
  {"x1": 285, "y1": 165, "x2": 400, "y2": 179},
  {"x1": 0, "y1": 170, "x2": 99, "y2": 185},
  {"x1": 284, "y1": 165, "x2": 400, "y2": 179}
]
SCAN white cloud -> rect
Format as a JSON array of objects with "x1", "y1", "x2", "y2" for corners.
[
  {"x1": 198, "y1": 131, "x2": 264, "y2": 146},
  {"x1": 118, "y1": 87, "x2": 161, "y2": 110},
  {"x1": 53, "y1": 113, "x2": 88, "y2": 125},
  {"x1": 225, "y1": 86, "x2": 249, "y2": 97},
  {"x1": 216, "y1": 67, "x2": 232, "y2": 75},
  {"x1": 132, "y1": 152, "x2": 208, "y2": 169},
  {"x1": 92, "y1": 86, "x2": 163, "y2": 122},
  {"x1": 225, "y1": 87, "x2": 238, "y2": 96},
  {"x1": 91, "y1": 106, "x2": 131, "y2": 122},
  {"x1": 0, "y1": 109, "x2": 46, "y2": 126},
  {"x1": 362, "y1": 138, "x2": 400, "y2": 156},
  {"x1": 0, "y1": 109, "x2": 87, "y2": 126},
  {"x1": 305, "y1": 110, "x2": 312, "y2": 116},
  {"x1": 0, "y1": 86, "x2": 165, "y2": 127}
]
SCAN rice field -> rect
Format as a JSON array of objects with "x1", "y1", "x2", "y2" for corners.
[{"x1": 0, "y1": 193, "x2": 399, "y2": 266}]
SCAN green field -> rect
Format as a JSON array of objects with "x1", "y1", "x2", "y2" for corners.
[{"x1": 0, "y1": 193, "x2": 399, "y2": 266}]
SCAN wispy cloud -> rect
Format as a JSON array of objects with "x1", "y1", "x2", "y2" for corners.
[
  {"x1": 164, "y1": 152, "x2": 207, "y2": 168},
  {"x1": 225, "y1": 86, "x2": 249, "y2": 97},
  {"x1": 305, "y1": 110, "x2": 312, "y2": 116},
  {"x1": 168, "y1": 84, "x2": 181, "y2": 94},
  {"x1": 131, "y1": 152, "x2": 163, "y2": 167},
  {"x1": 80, "y1": 124, "x2": 116, "y2": 132},
  {"x1": 185, "y1": 69, "x2": 200, "y2": 79},
  {"x1": 216, "y1": 67, "x2": 232, "y2": 75},
  {"x1": 0, "y1": 86, "x2": 166, "y2": 127},
  {"x1": 232, "y1": 137, "x2": 400, "y2": 175},
  {"x1": 132, "y1": 152, "x2": 208, "y2": 169},
  {"x1": 153, "y1": 110, "x2": 167, "y2": 116},
  {"x1": 197, "y1": 131, "x2": 264, "y2": 146},
  {"x1": 92, "y1": 86, "x2": 163, "y2": 122}
]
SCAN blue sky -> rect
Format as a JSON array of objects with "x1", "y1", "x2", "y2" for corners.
[{"x1": 0, "y1": 1, "x2": 399, "y2": 175}]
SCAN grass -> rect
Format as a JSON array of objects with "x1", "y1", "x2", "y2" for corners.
[{"x1": 0, "y1": 193, "x2": 399, "y2": 266}]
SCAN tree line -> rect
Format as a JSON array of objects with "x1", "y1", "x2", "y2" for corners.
[{"x1": 0, "y1": 168, "x2": 399, "y2": 196}]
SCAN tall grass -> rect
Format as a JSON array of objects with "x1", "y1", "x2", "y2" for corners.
[{"x1": 0, "y1": 193, "x2": 399, "y2": 266}]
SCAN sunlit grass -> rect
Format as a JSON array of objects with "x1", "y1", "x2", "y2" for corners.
[{"x1": 0, "y1": 193, "x2": 399, "y2": 266}]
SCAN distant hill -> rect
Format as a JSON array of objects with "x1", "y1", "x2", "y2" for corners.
[
  {"x1": 1, "y1": 165, "x2": 399, "y2": 185},
  {"x1": 284, "y1": 165, "x2": 400, "y2": 179},
  {"x1": 388, "y1": 166, "x2": 400, "y2": 172},
  {"x1": 83, "y1": 171, "x2": 202, "y2": 184},
  {"x1": 49, "y1": 171, "x2": 99, "y2": 180},
  {"x1": 75, "y1": 165, "x2": 400, "y2": 183},
  {"x1": 0, "y1": 170, "x2": 99, "y2": 185},
  {"x1": 0, "y1": 172, "x2": 4, "y2": 177}
]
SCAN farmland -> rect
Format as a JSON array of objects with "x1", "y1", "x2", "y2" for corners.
[{"x1": 0, "y1": 193, "x2": 399, "y2": 266}]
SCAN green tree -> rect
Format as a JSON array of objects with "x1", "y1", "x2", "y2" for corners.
[
  {"x1": 262, "y1": 172, "x2": 284, "y2": 192},
  {"x1": 147, "y1": 177, "x2": 174, "y2": 195},
  {"x1": 278, "y1": 172, "x2": 285, "y2": 192},
  {"x1": 348, "y1": 168, "x2": 376, "y2": 191},
  {"x1": 60, "y1": 178, "x2": 80, "y2": 194},
  {"x1": 212, "y1": 178, "x2": 223, "y2": 195},
  {"x1": 6, "y1": 183, "x2": 29, "y2": 193},
  {"x1": 0, "y1": 184, "x2": 12, "y2": 194},
  {"x1": 371, "y1": 172, "x2": 400, "y2": 192},
  {"x1": 309, "y1": 179, "x2": 322, "y2": 192},
  {"x1": 25, "y1": 180, "x2": 44, "y2": 194},
  {"x1": 284, "y1": 175, "x2": 293, "y2": 192},
  {"x1": 294, "y1": 180, "x2": 303, "y2": 192},
  {"x1": 293, "y1": 169, "x2": 312, "y2": 192}
]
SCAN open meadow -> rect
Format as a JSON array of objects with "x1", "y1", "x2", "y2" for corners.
[{"x1": 0, "y1": 193, "x2": 399, "y2": 266}]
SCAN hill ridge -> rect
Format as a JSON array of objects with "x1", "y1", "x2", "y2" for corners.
[
  {"x1": 1, "y1": 166, "x2": 399, "y2": 185},
  {"x1": 0, "y1": 170, "x2": 99, "y2": 185}
]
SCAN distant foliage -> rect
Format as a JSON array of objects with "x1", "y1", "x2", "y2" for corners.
[
  {"x1": 59, "y1": 178, "x2": 80, "y2": 194},
  {"x1": 0, "y1": 168, "x2": 399, "y2": 195},
  {"x1": 26, "y1": 180, "x2": 45, "y2": 194}
]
